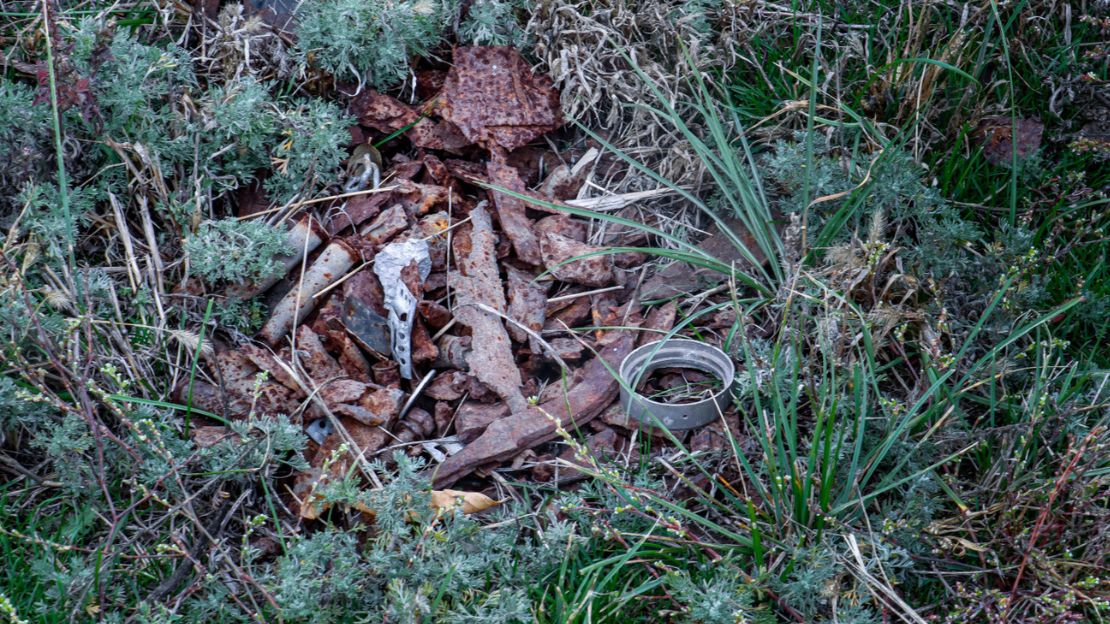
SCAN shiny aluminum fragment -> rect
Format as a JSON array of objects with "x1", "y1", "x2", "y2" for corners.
[
  {"x1": 372, "y1": 239, "x2": 431, "y2": 379},
  {"x1": 619, "y1": 339, "x2": 735, "y2": 431}
]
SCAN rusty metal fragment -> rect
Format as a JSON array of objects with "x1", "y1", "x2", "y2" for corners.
[
  {"x1": 548, "y1": 337, "x2": 587, "y2": 361},
  {"x1": 351, "y1": 90, "x2": 418, "y2": 133},
  {"x1": 538, "y1": 228, "x2": 614, "y2": 287},
  {"x1": 395, "y1": 407, "x2": 436, "y2": 445},
  {"x1": 408, "y1": 118, "x2": 472, "y2": 152},
  {"x1": 424, "y1": 370, "x2": 470, "y2": 401},
  {"x1": 505, "y1": 265, "x2": 546, "y2": 352},
  {"x1": 329, "y1": 192, "x2": 388, "y2": 235},
  {"x1": 440, "y1": 46, "x2": 563, "y2": 151},
  {"x1": 448, "y1": 204, "x2": 528, "y2": 412},
  {"x1": 372, "y1": 360, "x2": 401, "y2": 387},
  {"x1": 190, "y1": 425, "x2": 230, "y2": 448},
  {"x1": 413, "y1": 211, "x2": 451, "y2": 269},
  {"x1": 295, "y1": 325, "x2": 348, "y2": 382},
  {"x1": 435, "y1": 334, "x2": 471, "y2": 370},
  {"x1": 978, "y1": 117, "x2": 1044, "y2": 166},
  {"x1": 240, "y1": 344, "x2": 304, "y2": 392},
  {"x1": 639, "y1": 301, "x2": 677, "y2": 346},
  {"x1": 374, "y1": 239, "x2": 431, "y2": 378},
  {"x1": 259, "y1": 239, "x2": 358, "y2": 344},
  {"x1": 433, "y1": 401, "x2": 453, "y2": 434},
  {"x1": 342, "y1": 299, "x2": 392, "y2": 355},
  {"x1": 545, "y1": 294, "x2": 593, "y2": 330},
  {"x1": 487, "y1": 149, "x2": 541, "y2": 264},
  {"x1": 410, "y1": 320, "x2": 439, "y2": 366},
  {"x1": 432, "y1": 303, "x2": 640, "y2": 487},
  {"x1": 360, "y1": 204, "x2": 411, "y2": 246},
  {"x1": 537, "y1": 214, "x2": 587, "y2": 241},
  {"x1": 311, "y1": 297, "x2": 372, "y2": 377},
  {"x1": 176, "y1": 350, "x2": 301, "y2": 420},
  {"x1": 455, "y1": 402, "x2": 509, "y2": 443},
  {"x1": 417, "y1": 300, "x2": 452, "y2": 329}
]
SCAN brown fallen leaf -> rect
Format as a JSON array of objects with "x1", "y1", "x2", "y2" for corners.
[{"x1": 430, "y1": 489, "x2": 502, "y2": 514}]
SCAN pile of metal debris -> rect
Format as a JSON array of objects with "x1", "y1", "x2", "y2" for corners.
[{"x1": 179, "y1": 46, "x2": 737, "y2": 518}]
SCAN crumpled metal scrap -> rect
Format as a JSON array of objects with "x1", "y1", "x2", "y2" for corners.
[{"x1": 373, "y1": 239, "x2": 432, "y2": 379}]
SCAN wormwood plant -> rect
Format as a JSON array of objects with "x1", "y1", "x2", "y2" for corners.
[
  {"x1": 294, "y1": 0, "x2": 454, "y2": 90},
  {"x1": 184, "y1": 219, "x2": 291, "y2": 285},
  {"x1": 0, "y1": 81, "x2": 51, "y2": 208},
  {"x1": 459, "y1": 0, "x2": 528, "y2": 47},
  {"x1": 266, "y1": 99, "x2": 352, "y2": 203}
]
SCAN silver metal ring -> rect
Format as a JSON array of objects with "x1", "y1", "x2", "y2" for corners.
[{"x1": 619, "y1": 339, "x2": 735, "y2": 430}]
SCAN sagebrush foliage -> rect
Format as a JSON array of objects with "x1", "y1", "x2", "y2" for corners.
[
  {"x1": 185, "y1": 218, "x2": 291, "y2": 285},
  {"x1": 294, "y1": 0, "x2": 454, "y2": 89},
  {"x1": 0, "y1": 81, "x2": 51, "y2": 207},
  {"x1": 266, "y1": 99, "x2": 353, "y2": 203},
  {"x1": 0, "y1": 19, "x2": 353, "y2": 216},
  {"x1": 459, "y1": 0, "x2": 528, "y2": 47}
]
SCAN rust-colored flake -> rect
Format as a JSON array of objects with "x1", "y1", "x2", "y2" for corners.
[
  {"x1": 417, "y1": 300, "x2": 452, "y2": 329},
  {"x1": 977, "y1": 117, "x2": 1044, "y2": 166},
  {"x1": 411, "y1": 319, "x2": 439, "y2": 366},
  {"x1": 639, "y1": 301, "x2": 678, "y2": 346},
  {"x1": 432, "y1": 303, "x2": 640, "y2": 487},
  {"x1": 505, "y1": 265, "x2": 546, "y2": 352},
  {"x1": 487, "y1": 148, "x2": 542, "y2": 265},
  {"x1": 455, "y1": 402, "x2": 510, "y2": 442},
  {"x1": 448, "y1": 203, "x2": 529, "y2": 413},
  {"x1": 539, "y1": 228, "x2": 615, "y2": 287},
  {"x1": 424, "y1": 370, "x2": 471, "y2": 401},
  {"x1": 350, "y1": 90, "x2": 419, "y2": 133},
  {"x1": 359, "y1": 204, "x2": 411, "y2": 247},
  {"x1": 408, "y1": 118, "x2": 472, "y2": 152},
  {"x1": 441, "y1": 46, "x2": 563, "y2": 151}
]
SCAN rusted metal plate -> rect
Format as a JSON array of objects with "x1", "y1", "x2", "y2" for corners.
[
  {"x1": 431, "y1": 303, "x2": 640, "y2": 487},
  {"x1": 539, "y1": 228, "x2": 615, "y2": 287},
  {"x1": 440, "y1": 46, "x2": 563, "y2": 151},
  {"x1": 448, "y1": 203, "x2": 529, "y2": 413},
  {"x1": 350, "y1": 90, "x2": 419, "y2": 133},
  {"x1": 505, "y1": 265, "x2": 547, "y2": 352},
  {"x1": 977, "y1": 117, "x2": 1044, "y2": 166},
  {"x1": 487, "y1": 149, "x2": 542, "y2": 264}
]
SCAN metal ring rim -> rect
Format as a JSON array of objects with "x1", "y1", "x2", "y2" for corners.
[{"x1": 618, "y1": 338, "x2": 735, "y2": 431}]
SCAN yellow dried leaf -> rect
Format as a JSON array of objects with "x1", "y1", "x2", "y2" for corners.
[{"x1": 430, "y1": 489, "x2": 501, "y2": 514}]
